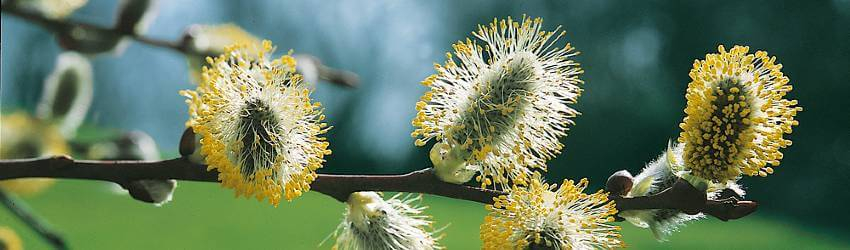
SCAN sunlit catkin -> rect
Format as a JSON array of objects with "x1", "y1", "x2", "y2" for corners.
[
  {"x1": 412, "y1": 16, "x2": 583, "y2": 187},
  {"x1": 183, "y1": 24, "x2": 262, "y2": 83},
  {"x1": 480, "y1": 175, "x2": 622, "y2": 249},
  {"x1": 678, "y1": 45, "x2": 801, "y2": 182},
  {"x1": 181, "y1": 41, "x2": 330, "y2": 206},
  {"x1": 331, "y1": 192, "x2": 441, "y2": 250}
]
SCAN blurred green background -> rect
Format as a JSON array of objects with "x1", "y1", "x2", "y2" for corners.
[
  {"x1": 2, "y1": 0, "x2": 849, "y2": 249},
  {"x1": 1, "y1": 182, "x2": 849, "y2": 249}
]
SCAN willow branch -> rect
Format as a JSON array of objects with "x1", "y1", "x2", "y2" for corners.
[
  {"x1": 0, "y1": 156, "x2": 501, "y2": 204},
  {"x1": 0, "y1": 156, "x2": 756, "y2": 221},
  {"x1": 0, "y1": 4, "x2": 359, "y2": 87},
  {"x1": 607, "y1": 177, "x2": 758, "y2": 222},
  {"x1": 311, "y1": 168, "x2": 503, "y2": 203},
  {"x1": 0, "y1": 189, "x2": 68, "y2": 250},
  {"x1": 0, "y1": 4, "x2": 184, "y2": 53}
]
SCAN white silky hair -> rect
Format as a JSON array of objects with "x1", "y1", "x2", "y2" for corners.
[
  {"x1": 328, "y1": 192, "x2": 441, "y2": 250},
  {"x1": 621, "y1": 142, "x2": 746, "y2": 240}
]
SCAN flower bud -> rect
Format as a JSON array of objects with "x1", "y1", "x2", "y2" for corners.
[
  {"x1": 114, "y1": 0, "x2": 158, "y2": 35},
  {"x1": 36, "y1": 51, "x2": 93, "y2": 137}
]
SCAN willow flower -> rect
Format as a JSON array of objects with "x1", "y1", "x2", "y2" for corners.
[
  {"x1": 0, "y1": 227, "x2": 23, "y2": 250},
  {"x1": 183, "y1": 24, "x2": 262, "y2": 83},
  {"x1": 678, "y1": 45, "x2": 801, "y2": 182},
  {"x1": 412, "y1": 16, "x2": 583, "y2": 187},
  {"x1": 182, "y1": 24, "x2": 340, "y2": 86},
  {"x1": 619, "y1": 142, "x2": 744, "y2": 240},
  {"x1": 180, "y1": 41, "x2": 330, "y2": 206},
  {"x1": 481, "y1": 175, "x2": 622, "y2": 249},
  {"x1": 0, "y1": 112, "x2": 69, "y2": 196},
  {"x1": 330, "y1": 192, "x2": 441, "y2": 250}
]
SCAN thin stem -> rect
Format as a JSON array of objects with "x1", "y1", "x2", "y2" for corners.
[
  {"x1": 0, "y1": 189, "x2": 68, "y2": 250},
  {"x1": 0, "y1": 156, "x2": 756, "y2": 221},
  {"x1": 2, "y1": 4, "x2": 200, "y2": 56},
  {"x1": 0, "y1": 4, "x2": 359, "y2": 87},
  {"x1": 608, "y1": 178, "x2": 758, "y2": 221},
  {"x1": 0, "y1": 156, "x2": 500, "y2": 204},
  {"x1": 311, "y1": 168, "x2": 502, "y2": 203}
]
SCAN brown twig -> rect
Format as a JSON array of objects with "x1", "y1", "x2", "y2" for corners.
[
  {"x1": 312, "y1": 168, "x2": 501, "y2": 203},
  {"x1": 0, "y1": 4, "x2": 360, "y2": 87},
  {"x1": 0, "y1": 156, "x2": 756, "y2": 221},
  {"x1": 0, "y1": 3, "x2": 184, "y2": 53},
  {"x1": 608, "y1": 178, "x2": 759, "y2": 221},
  {"x1": 0, "y1": 156, "x2": 501, "y2": 204}
]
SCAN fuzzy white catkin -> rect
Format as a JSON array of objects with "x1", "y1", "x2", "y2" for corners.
[
  {"x1": 330, "y1": 192, "x2": 441, "y2": 250},
  {"x1": 413, "y1": 16, "x2": 583, "y2": 188},
  {"x1": 620, "y1": 142, "x2": 745, "y2": 240}
]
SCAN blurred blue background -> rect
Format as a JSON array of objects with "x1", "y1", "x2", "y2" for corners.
[{"x1": 2, "y1": 0, "x2": 850, "y2": 249}]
